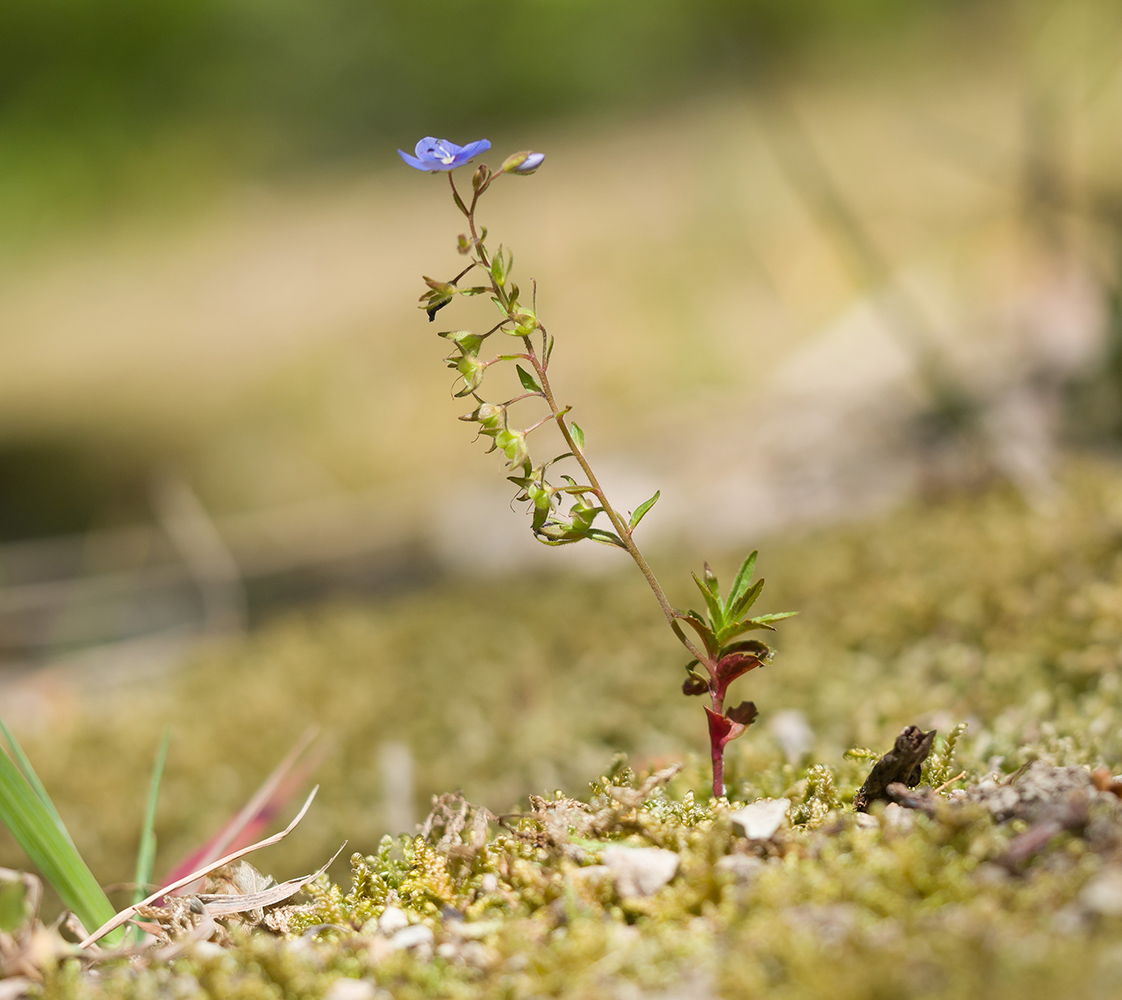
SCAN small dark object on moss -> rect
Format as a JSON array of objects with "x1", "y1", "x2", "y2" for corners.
[{"x1": 853, "y1": 726, "x2": 936, "y2": 812}]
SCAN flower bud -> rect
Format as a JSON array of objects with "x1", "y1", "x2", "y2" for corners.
[
  {"x1": 491, "y1": 252, "x2": 507, "y2": 287},
  {"x1": 501, "y1": 151, "x2": 546, "y2": 175},
  {"x1": 472, "y1": 164, "x2": 492, "y2": 193}
]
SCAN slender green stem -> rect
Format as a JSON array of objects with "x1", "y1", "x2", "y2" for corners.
[{"x1": 457, "y1": 174, "x2": 710, "y2": 670}]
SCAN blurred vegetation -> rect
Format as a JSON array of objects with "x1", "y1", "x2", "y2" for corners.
[
  {"x1": 0, "y1": 0, "x2": 992, "y2": 237},
  {"x1": 6, "y1": 456, "x2": 1122, "y2": 914}
]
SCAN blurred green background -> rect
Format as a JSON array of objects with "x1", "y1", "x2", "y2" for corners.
[
  {"x1": 0, "y1": 0, "x2": 956, "y2": 242},
  {"x1": 3, "y1": 0, "x2": 1122, "y2": 913}
]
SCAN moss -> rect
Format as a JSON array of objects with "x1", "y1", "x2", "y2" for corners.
[
  {"x1": 21, "y1": 457, "x2": 1122, "y2": 997},
  {"x1": 40, "y1": 762, "x2": 1122, "y2": 999}
]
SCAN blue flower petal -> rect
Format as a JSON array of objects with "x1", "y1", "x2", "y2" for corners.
[
  {"x1": 457, "y1": 139, "x2": 492, "y2": 163},
  {"x1": 414, "y1": 137, "x2": 444, "y2": 158},
  {"x1": 398, "y1": 149, "x2": 432, "y2": 170}
]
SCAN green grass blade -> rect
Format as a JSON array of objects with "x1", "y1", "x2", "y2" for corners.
[
  {"x1": 0, "y1": 739, "x2": 121, "y2": 944},
  {"x1": 0, "y1": 715, "x2": 72, "y2": 846},
  {"x1": 132, "y1": 729, "x2": 170, "y2": 925}
]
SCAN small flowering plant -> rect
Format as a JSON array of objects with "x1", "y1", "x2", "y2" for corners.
[{"x1": 401, "y1": 137, "x2": 794, "y2": 797}]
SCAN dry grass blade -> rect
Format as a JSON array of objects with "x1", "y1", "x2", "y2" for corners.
[
  {"x1": 195, "y1": 842, "x2": 345, "y2": 915},
  {"x1": 79, "y1": 785, "x2": 318, "y2": 949},
  {"x1": 165, "y1": 726, "x2": 319, "y2": 888}
]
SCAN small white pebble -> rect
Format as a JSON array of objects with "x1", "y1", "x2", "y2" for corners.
[
  {"x1": 715, "y1": 854, "x2": 765, "y2": 882},
  {"x1": 377, "y1": 906, "x2": 409, "y2": 935},
  {"x1": 460, "y1": 941, "x2": 499, "y2": 970},
  {"x1": 769, "y1": 709, "x2": 815, "y2": 765},
  {"x1": 1052, "y1": 905, "x2": 1089, "y2": 935},
  {"x1": 480, "y1": 874, "x2": 499, "y2": 893},
  {"x1": 853, "y1": 812, "x2": 879, "y2": 830},
  {"x1": 1080, "y1": 868, "x2": 1122, "y2": 916},
  {"x1": 882, "y1": 803, "x2": 915, "y2": 832},
  {"x1": 601, "y1": 846, "x2": 680, "y2": 898},
  {"x1": 729, "y1": 798, "x2": 791, "y2": 840},
  {"x1": 324, "y1": 979, "x2": 377, "y2": 1000},
  {"x1": 390, "y1": 925, "x2": 434, "y2": 951}
]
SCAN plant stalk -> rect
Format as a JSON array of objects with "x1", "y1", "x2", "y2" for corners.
[{"x1": 451, "y1": 170, "x2": 724, "y2": 792}]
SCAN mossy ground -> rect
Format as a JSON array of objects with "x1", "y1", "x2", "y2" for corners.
[{"x1": 15, "y1": 456, "x2": 1122, "y2": 998}]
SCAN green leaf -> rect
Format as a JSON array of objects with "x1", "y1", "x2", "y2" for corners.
[
  {"x1": 726, "y1": 551, "x2": 759, "y2": 614},
  {"x1": 132, "y1": 730, "x2": 170, "y2": 918},
  {"x1": 692, "y1": 573, "x2": 725, "y2": 630},
  {"x1": 491, "y1": 247, "x2": 507, "y2": 285},
  {"x1": 570, "y1": 422, "x2": 585, "y2": 452},
  {"x1": 516, "y1": 365, "x2": 542, "y2": 393},
  {"x1": 0, "y1": 716, "x2": 69, "y2": 844},
  {"x1": 628, "y1": 490, "x2": 660, "y2": 530},
  {"x1": 0, "y1": 724, "x2": 120, "y2": 943},
  {"x1": 729, "y1": 578, "x2": 765, "y2": 621},
  {"x1": 586, "y1": 528, "x2": 626, "y2": 548},
  {"x1": 716, "y1": 610, "x2": 798, "y2": 644},
  {"x1": 716, "y1": 619, "x2": 774, "y2": 642},
  {"x1": 750, "y1": 611, "x2": 798, "y2": 625}
]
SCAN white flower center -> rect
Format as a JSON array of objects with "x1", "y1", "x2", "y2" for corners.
[{"x1": 435, "y1": 141, "x2": 456, "y2": 164}]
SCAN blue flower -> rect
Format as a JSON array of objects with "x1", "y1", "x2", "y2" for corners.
[{"x1": 398, "y1": 137, "x2": 491, "y2": 172}]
